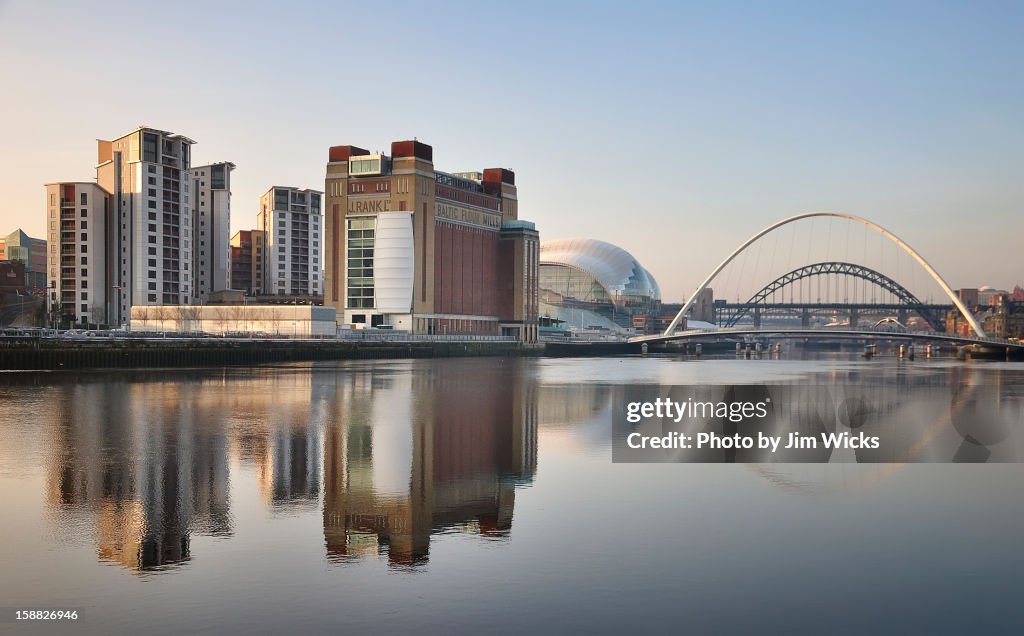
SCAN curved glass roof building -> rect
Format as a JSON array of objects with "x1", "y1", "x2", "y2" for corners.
[{"x1": 539, "y1": 238, "x2": 661, "y2": 330}]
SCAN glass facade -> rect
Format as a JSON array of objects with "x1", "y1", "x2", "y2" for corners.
[
  {"x1": 540, "y1": 267, "x2": 612, "y2": 307},
  {"x1": 539, "y1": 238, "x2": 661, "y2": 330},
  {"x1": 349, "y1": 158, "x2": 381, "y2": 176},
  {"x1": 346, "y1": 217, "x2": 375, "y2": 308}
]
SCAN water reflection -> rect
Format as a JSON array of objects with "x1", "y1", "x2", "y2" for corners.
[
  {"x1": 319, "y1": 360, "x2": 537, "y2": 567},
  {"x1": 46, "y1": 381, "x2": 232, "y2": 572},
  {"x1": 603, "y1": 364, "x2": 1024, "y2": 464},
  {"x1": 21, "y1": 359, "x2": 538, "y2": 573}
]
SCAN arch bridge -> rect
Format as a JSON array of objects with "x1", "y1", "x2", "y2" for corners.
[
  {"x1": 715, "y1": 261, "x2": 952, "y2": 331},
  {"x1": 633, "y1": 212, "x2": 994, "y2": 345}
]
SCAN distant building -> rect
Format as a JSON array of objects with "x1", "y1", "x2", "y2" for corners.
[
  {"x1": 257, "y1": 187, "x2": 323, "y2": 297},
  {"x1": 129, "y1": 304, "x2": 336, "y2": 337},
  {"x1": 96, "y1": 126, "x2": 196, "y2": 324},
  {"x1": 44, "y1": 182, "x2": 111, "y2": 326},
  {"x1": 324, "y1": 140, "x2": 539, "y2": 341},
  {"x1": 229, "y1": 229, "x2": 265, "y2": 295},
  {"x1": 977, "y1": 286, "x2": 1008, "y2": 307},
  {"x1": 539, "y1": 238, "x2": 660, "y2": 332},
  {"x1": 983, "y1": 295, "x2": 1024, "y2": 339},
  {"x1": 0, "y1": 260, "x2": 26, "y2": 294},
  {"x1": 191, "y1": 162, "x2": 235, "y2": 303},
  {"x1": 955, "y1": 288, "x2": 980, "y2": 307},
  {"x1": 50, "y1": 126, "x2": 239, "y2": 326},
  {"x1": 0, "y1": 229, "x2": 47, "y2": 291}
]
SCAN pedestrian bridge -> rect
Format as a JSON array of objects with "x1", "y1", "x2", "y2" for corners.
[
  {"x1": 630, "y1": 326, "x2": 1023, "y2": 350},
  {"x1": 654, "y1": 211, "x2": 1006, "y2": 344}
]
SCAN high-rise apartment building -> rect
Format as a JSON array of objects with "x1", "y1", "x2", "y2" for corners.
[
  {"x1": 324, "y1": 139, "x2": 539, "y2": 341},
  {"x1": 229, "y1": 229, "x2": 265, "y2": 295},
  {"x1": 256, "y1": 187, "x2": 323, "y2": 297},
  {"x1": 44, "y1": 182, "x2": 110, "y2": 325},
  {"x1": 0, "y1": 229, "x2": 48, "y2": 290},
  {"x1": 96, "y1": 126, "x2": 195, "y2": 326},
  {"x1": 191, "y1": 162, "x2": 235, "y2": 303}
]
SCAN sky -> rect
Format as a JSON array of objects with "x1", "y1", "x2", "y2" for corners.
[{"x1": 0, "y1": 0, "x2": 1021, "y2": 301}]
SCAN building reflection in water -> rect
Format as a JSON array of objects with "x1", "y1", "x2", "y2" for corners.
[
  {"x1": 320, "y1": 359, "x2": 537, "y2": 568},
  {"x1": 40, "y1": 361, "x2": 538, "y2": 573},
  {"x1": 46, "y1": 377, "x2": 232, "y2": 573}
]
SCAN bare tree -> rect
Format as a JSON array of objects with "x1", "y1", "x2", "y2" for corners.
[{"x1": 177, "y1": 306, "x2": 201, "y2": 333}]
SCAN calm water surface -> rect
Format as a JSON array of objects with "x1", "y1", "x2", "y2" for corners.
[{"x1": 1, "y1": 355, "x2": 1023, "y2": 634}]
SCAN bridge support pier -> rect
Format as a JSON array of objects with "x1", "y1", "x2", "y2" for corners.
[
  {"x1": 801, "y1": 309, "x2": 810, "y2": 329},
  {"x1": 898, "y1": 308, "x2": 908, "y2": 325},
  {"x1": 753, "y1": 307, "x2": 762, "y2": 330},
  {"x1": 849, "y1": 308, "x2": 859, "y2": 329}
]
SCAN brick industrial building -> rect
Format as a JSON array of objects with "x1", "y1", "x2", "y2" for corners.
[{"x1": 324, "y1": 140, "x2": 539, "y2": 342}]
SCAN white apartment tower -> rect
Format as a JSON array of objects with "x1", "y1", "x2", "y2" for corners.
[
  {"x1": 191, "y1": 162, "x2": 235, "y2": 302},
  {"x1": 96, "y1": 127, "x2": 195, "y2": 326},
  {"x1": 256, "y1": 187, "x2": 324, "y2": 297},
  {"x1": 44, "y1": 182, "x2": 111, "y2": 326}
]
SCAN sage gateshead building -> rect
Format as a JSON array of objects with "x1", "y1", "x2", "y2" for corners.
[
  {"x1": 539, "y1": 238, "x2": 661, "y2": 331},
  {"x1": 324, "y1": 140, "x2": 540, "y2": 342}
]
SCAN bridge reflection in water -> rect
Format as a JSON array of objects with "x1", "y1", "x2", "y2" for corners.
[{"x1": 29, "y1": 360, "x2": 537, "y2": 573}]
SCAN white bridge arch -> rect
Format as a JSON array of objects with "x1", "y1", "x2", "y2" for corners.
[{"x1": 665, "y1": 211, "x2": 986, "y2": 338}]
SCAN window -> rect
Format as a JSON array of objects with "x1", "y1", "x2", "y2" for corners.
[
  {"x1": 82, "y1": 281, "x2": 88, "y2": 289},
  {"x1": 81, "y1": 292, "x2": 87, "y2": 300},
  {"x1": 148, "y1": 247, "x2": 156, "y2": 255},
  {"x1": 80, "y1": 232, "x2": 86, "y2": 241},
  {"x1": 81, "y1": 303, "x2": 88, "y2": 313},
  {"x1": 148, "y1": 165, "x2": 156, "y2": 174},
  {"x1": 148, "y1": 294, "x2": 157, "y2": 302},
  {"x1": 149, "y1": 212, "x2": 157, "y2": 220},
  {"x1": 149, "y1": 282, "x2": 156, "y2": 290},
  {"x1": 149, "y1": 224, "x2": 156, "y2": 232},
  {"x1": 80, "y1": 209, "x2": 87, "y2": 218},
  {"x1": 80, "y1": 192, "x2": 87, "y2": 205},
  {"x1": 149, "y1": 270, "x2": 156, "y2": 279},
  {"x1": 148, "y1": 189, "x2": 156, "y2": 197},
  {"x1": 346, "y1": 217, "x2": 375, "y2": 308},
  {"x1": 80, "y1": 268, "x2": 87, "y2": 277},
  {"x1": 80, "y1": 221, "x2": 87, "y2": 229},
  {"x1": 81, "y1": 245, "x2": 87, "y2": 253},
  {"x1": 81, "y1": 257, "x2": 87, "y2": 264},
  {"x1": 149, "y1": 236, "x2": 156, "y2": 243},
  {"x1": 148, "y1": 176, "x2": 156, "y2": 185},
  {"x1": 143, "y1": 133, "x2": 159, "y2": 163},
  {"x1": 148, "y1": 200, "x2": 156, "y2": 209}
]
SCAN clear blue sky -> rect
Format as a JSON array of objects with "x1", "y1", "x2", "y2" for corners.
[{"x1": 1, "y1": 0, "x2": 1020, "y2": 300}]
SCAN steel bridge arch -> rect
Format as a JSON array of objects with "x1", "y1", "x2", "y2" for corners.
[
  {"x1": 723, "y1": 261, "x2": 946, "y2": 331},
  {"x1": 665, "y1": 212, "x2": 986, "y2": 337}
]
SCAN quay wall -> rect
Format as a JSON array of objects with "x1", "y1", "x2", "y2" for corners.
[{"x1": 0, "y1": 338, "x2": 535, "y2": 370}]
